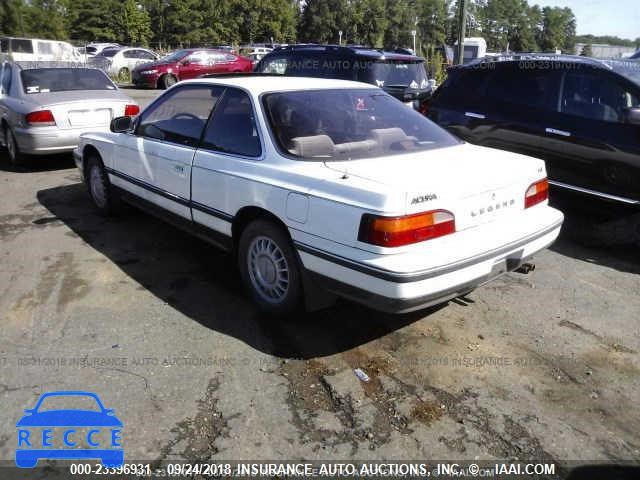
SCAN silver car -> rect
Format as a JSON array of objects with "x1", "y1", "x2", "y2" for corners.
[{"x1": 0, "y1": 61, "x2": 139, "y2": 166}]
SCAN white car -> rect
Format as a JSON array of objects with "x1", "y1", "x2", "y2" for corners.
[
  {"x1": 91, "y1": 47, "x2": 159, "y2": 82},
  {"x1": 73, "y1": 76, "x2": 563, "y2": 315}
]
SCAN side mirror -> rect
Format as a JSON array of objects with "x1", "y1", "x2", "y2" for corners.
[
  {"x1": 181, "y1": 59, "x2": 190, "y2": 66},
  {"x1": 625, "y1": 107, "x2": 640, "y2": 126},
  {"x1": 110, "y1": 116, "x2": 133, "y2": 133}
]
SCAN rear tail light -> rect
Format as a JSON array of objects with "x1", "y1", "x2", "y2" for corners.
[
  {"x1": 124, "y1": 104, "x2": 140, "y2": 116},
  {"x1": 525, "y1": 178, "x2": 549, "y2": 208},
  {"x1": 358, "y1": 210, "x2": 455, "y2": 247},
  {"x1": 25, "y1": 110, "x2": 56, "y2": 126}
]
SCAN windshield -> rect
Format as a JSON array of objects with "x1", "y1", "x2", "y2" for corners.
[
  {"x1": 263, "y1": 89, "x2": 459, "y2": 161},
  {"x1": 21, "y1": 68, "x2": 116, "y2": 93},
  {"x1": 358, "y1": 61, "x2": 429, "y2": 88},
  {"x1": 160, "y1": 50, "x2": 190, "y2": 63}
]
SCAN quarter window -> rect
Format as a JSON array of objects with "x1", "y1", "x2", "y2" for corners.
[
  {"x1": 137, "y1": 85, "x2": 224, "y2": 146},
  {"x1": 561, "y1": 71, "x2": 639, "y2": 123},
  {"x1": 201, "y1": 88, "x2": 261, "y2": 157},
  {"x1": 260, "y1": 57, "x2": 287, "y2": 75}
]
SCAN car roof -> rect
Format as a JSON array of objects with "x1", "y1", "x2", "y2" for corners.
[
  {"x1": 271, "y1": 44, "x2": 423, "y2": 61},
  {"x1": 181, "y1": 75, "x2": 379, "y2": 94},
  {"x1": 457, "y1": 53, "x2": 621, "y2": 72}
]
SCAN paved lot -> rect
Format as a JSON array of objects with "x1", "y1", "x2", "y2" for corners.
[{"x1": 0, "y1": 89, "x2": 639, "y2": 473}]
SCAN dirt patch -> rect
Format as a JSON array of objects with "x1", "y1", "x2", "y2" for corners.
[
  {"x1": 559, "y1": 320, "x2": 637, "y2": 354},
  {"x1": 155, "y1": 378, "x2": 233, "y2": 465},
  {"x1": 411, "y1": 399, "x2": 445, "y2": 425}
]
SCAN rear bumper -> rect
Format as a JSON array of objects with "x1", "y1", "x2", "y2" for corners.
[
  {"x1": 296, "y1": 207, "x2": 564, "y2": 313},
  {"x1": 15, "y1": 126, "x2": 110, "y2": 155}
]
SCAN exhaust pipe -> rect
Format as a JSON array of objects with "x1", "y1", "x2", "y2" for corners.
[{"x1": 515, "y1": 262, "x2": 536, "y2": 274}]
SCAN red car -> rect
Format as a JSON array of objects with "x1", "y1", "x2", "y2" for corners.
[{"x1": 132, "y1": 49, "x2": 253, "y2": 89}]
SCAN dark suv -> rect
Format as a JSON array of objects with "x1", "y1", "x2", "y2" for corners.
[
  {"x1": 427, "y1": 55, "x2": 640, "y2": 210},
  {"x1": 254, "y1": 44, "x2": 433, "y2": 113}
]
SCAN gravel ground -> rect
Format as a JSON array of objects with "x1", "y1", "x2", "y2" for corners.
[{"x1": 0, "y1": 89, "x2": 638, "y2": 477}]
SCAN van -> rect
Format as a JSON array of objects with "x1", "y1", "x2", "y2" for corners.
[{"x1": 0, "y1": 37, "x2": 81, "y2": 62}]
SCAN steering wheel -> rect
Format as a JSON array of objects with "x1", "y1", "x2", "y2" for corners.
[{"x1": 171, "y1": 113, "x2": 200, "y2": 122}]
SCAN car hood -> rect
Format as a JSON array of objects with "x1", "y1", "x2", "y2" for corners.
[
  {"x1": 26, "y1": 90, "x2": 131, "y2": 107},
  {"x1": 16, "y1": 410, "x2": 123, "y2": 427}
]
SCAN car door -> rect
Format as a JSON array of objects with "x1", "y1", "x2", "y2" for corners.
[
  {"x1": 111, "y1": 84, "x2": 224, "y2": 219},
  {"x1": 542, "y1": 69, "x2": 640, "y2": 201},
  {"x1": 191, "y1": 87, "x2": 263, "y2": 235},
  {"x1": 479, "y1": 63, "x2": 561, "y2": 158},
  {"x1": 428, "y1": 66, "x2": 493, "y2": 144},
  {"x1": 177, "y1": 51, "x2": 210, "y2": 80}
]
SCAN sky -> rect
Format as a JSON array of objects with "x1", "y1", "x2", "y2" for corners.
[{"x1": 540, "y1": 0, "x2": 639, "y2": 39}]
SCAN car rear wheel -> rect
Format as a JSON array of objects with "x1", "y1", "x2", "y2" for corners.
[
  {"x1": 160, "y1": 74, "x2": 177, "y2": 89},
  {"x1": 238, "y1": 219, "x2": 303, "y2": 316},
  {"x1": 4, "y1": 126, "x2": 26, "y2": 167},
  {"x1": 86, "y1": 154, "x2": 120, "y2": 215},
  {"x1": 117, "y1": 67, "x2": 131, "y2": 83}
]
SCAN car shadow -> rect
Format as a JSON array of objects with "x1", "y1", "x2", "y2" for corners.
[
  {"x1": 37, "y1": 183, "x2": 434, "y2": 359},
  {"x1": 565, "y1": 465, "x2": 640, "y2": 480},
  {"x1": 0, "y1": 152, "x2": 75, "y2": 173},
  {"x1": 549, "y1": 197, "x2": 640, "y2": 275}
]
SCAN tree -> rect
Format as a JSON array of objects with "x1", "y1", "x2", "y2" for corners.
[
  {"x1": 0, "y1": 0, "x2": 27, "y2": 36},
  {"x1": 23, "y1": 0, "x2": 67, "y2": 39},
  {"x1": 580, "y1": 43, "x2": 593, "y2": 57},
  {"x1": 67, "y1": 0, "x2": 122, "y2": 42},
  {"x1": 299, "y1": 0, "x2": 350, "y2": 43},
  {"x1": 538, "y1": 6, "x2": 576, "y2": 53},
  {"x1": 119, "y1": 0, "x2": 152, "y2": 45}
]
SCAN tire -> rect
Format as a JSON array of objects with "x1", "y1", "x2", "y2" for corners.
[
  {"x1": 4, "y1": 126, "x2": 26, "y2": 167},
  {"x1": 117, "y1": 67, "x2": 130, "y2": 83},
  {"x1": 85, "y1": 154, "x2": 120, "y2": 215},
  {"x1": 160, "y1": 74, "x2": 177, "y2": 89},
  {"x1": 238, "y1": 219, "x2": 303, "y2": 316}
]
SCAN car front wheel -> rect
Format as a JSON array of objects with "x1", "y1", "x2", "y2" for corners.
[
  {"x1": 160, "y1": 74, "x2": 177, "y2": 89},
  {"x1": 238, "y1": 219, "x2": 303, "y2": 316}
]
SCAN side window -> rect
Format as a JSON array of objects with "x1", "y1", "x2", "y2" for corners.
[
  {"x1": 140, "y1": 50, "x2": 155, "y2": 60},
  {"x1": 436, "y1": 68, "x2": 490, "y2": 104},
  {"x1": 37, "y1": 42, "x2": 54, "y2": 55},
  {"x1": 123, "y1": 50, "x2": 136, "y2": 59},
  {"x1": 260, "y1": 57, "x2": 287, "y2": 75},
  {"x1": 0, "y1": 39, "x2": 8, "y2": 53},
  {"x1": 137, "y1": 85, "x2": 224, "y2": 146},
  {"x1": 201, "y1": 88, "x2": 261, "y2": 157},
  {"x1": 484, "y1": 64, "x2": 559, "y2": 111},
  {"x1": 561, "y1": 71, "x2": 639, "y2": 123},
  {"x1": 1, "y1": 65, "x2": 12, "y2": 94},
  {"x1": 11, "y1": 39, "x2": 34, "y2": 54},
  {"x1": 186, "y1": 52, "x2": 206, "y2": 64}
]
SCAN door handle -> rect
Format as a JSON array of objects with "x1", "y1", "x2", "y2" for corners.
[
  {"x1": 173, "y1": 164, "x2": 185, "y2": 174},
  {"x1": 545, "y1": 127, "x2": 571, "y2": 137},
  {"x1": 465, "y1": 112, "x2": 486, "y2": 119}
]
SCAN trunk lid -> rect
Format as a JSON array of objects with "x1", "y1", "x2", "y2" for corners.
[
  {"x1": 323, "y1": 143, "x2": 546, "y2": 230},
  {"x1": 29, "y1": 92, "x2": 131, "y2": 130}
]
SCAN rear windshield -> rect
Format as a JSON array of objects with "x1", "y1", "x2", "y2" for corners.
[
  {"x1": 358, "y1": 60, "x2": 429, "y2": 89},
  {"x1": 20, "y1": 68, "x2": 116, "y2": 94},
  {"x1": 97, "y1": 49, "x2": 119, "y2": 57},
  {"x1": 263, "y1": 88, "x2": 459, "y2": 161}
]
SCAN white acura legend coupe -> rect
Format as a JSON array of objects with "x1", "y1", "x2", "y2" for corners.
[{"x1": 74, "y1": 75, "x2": 564, "y2": 315}]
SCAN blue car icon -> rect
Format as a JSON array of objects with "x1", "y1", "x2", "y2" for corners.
[{"x1": 16, "y1": 391, "x2": 123, "y2": 468}]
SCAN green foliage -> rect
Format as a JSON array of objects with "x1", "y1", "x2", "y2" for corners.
[
  {"x1": 120, "y1": 0, "x2": 152, "y2": 45},
  {"x1": 580, "y1": 43, "x2": 593, "y2": 57},
  {"x1": 0, "y1": 0, "x2": 619, "y2": 60}
]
